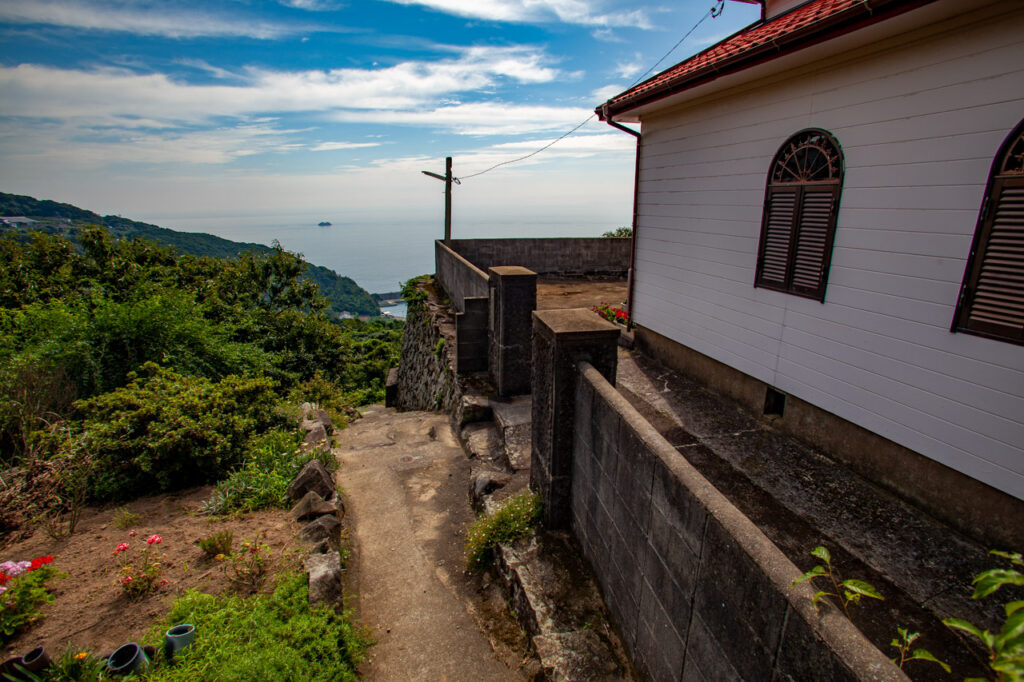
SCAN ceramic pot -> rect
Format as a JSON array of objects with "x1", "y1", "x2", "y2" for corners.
[
  {"x1": 106, "y1": 643, "x2": 150, "y2": 676},
  {"x1": 20, "y1": 647, "x2": 50, "y2": 673},
  {"x1": 0, "y1": 657, "x2": 23, "y2": 680},
  {"x1": 164, "y1": 623, "x2": 196, "y2": 660}
]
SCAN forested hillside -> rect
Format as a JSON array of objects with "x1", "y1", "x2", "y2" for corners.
[
  {"x1": 0, "y1": 225, "x2": 402, "y2": 519},
  {"x1": 0, "y1": 192, "x2": 379, "y2": 317}
]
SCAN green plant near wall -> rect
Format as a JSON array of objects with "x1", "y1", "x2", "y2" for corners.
[
  {"x1": 400, "y1": 275, "x2": 430, "y2": 312},
  {"x1": 792, "y1": 545, "x2": 884, "y2": 616},
  {"x1": 465, "y1": 492, "x2": 542, "y2": 571},
  {"x1": 434, "y1": 337, "x2": 446, "y2": 359},
  {"x1": 943, "y1": 550, "x2": 1024, "y2": 682}
]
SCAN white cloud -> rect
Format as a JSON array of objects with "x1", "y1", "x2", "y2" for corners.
[
  {"x1": 591, "y1": 84, "x2": 624, "y2": 101},
  {"x1": 0, "y1": 0, "x2": 315, "y2": 39},
  {"x1": 0, "y1": 46, "x2": 559, "y2": 123},
  {"x1": 331, "y1": 101, "x2": 593, "y2": 136},
  {"x1": 383, "y1": 0, "x2": 650, "y2": 28},
  {"x1": 279, "y1": 0, "x2": 341, "y2": 10},
  {"x1": 614, "y1": 54, "x2": 644, "y2": 79},
  {"x1": 310, "y1": 141, "x2": 382, "y2": 151}
]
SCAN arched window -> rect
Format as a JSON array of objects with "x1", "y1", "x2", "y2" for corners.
[
  {"x1": 755, "y1": 129, "x2": 844, "y2": 301},
  {"x1": 952, "y1": 119, "x2": 1024, "y2": 345}
]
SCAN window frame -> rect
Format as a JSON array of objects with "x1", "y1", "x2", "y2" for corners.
[
  {"x1": 951, "y1": 118, "x2": 1024, "y2": 346},
  {"x1": 754, "y1": 128, "x2": 845, "y2": 303}
]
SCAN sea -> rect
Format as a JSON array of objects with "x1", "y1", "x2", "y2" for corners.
[{"x1": 151, "y1": 213, "x2": 616, "y2": 318}]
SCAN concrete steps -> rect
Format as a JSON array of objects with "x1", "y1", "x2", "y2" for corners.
[{"x1": 458, "y1": 396, "x2": 636, "y2": 681}]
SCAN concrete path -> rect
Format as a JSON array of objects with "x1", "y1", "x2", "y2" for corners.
[{"x1": 335, "y1": 405, "x2": 522, "y2": 682}]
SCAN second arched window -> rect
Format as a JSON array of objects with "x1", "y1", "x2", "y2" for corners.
[{"x1": 754, "y1": 129, "x2": 844, "y2": 302}]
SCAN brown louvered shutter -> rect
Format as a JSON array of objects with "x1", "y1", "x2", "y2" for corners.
[
  {"x1": 756, "y1": 187, "x2": 798, "y2": 290},
  {"x1": 791, "y1": 184, "x2": 840, "y2": 301},
  {"x1": 959, "y1": 177, "x2": 1024, "y2": 343},
  {"x1": 755, "y1": 129, "x2": 843, "y2": 301}
]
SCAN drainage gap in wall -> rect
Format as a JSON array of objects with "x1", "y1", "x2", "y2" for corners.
[{"x1": 763, "y1": 386, "x2": 787, "y2": 417}]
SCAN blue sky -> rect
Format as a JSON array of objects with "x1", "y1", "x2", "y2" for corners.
[{"x1": 0, "y1": 0, "x2": 760, "y2": 231}]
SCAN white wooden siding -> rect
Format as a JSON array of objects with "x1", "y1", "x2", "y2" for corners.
[{"x1": 631, "y1": 1, "x2": 1024, "y2": 500}]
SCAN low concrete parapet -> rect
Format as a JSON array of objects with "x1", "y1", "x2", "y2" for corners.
[
  {"x1": 435, "y1": 240, "x2": 488, "y2": 313},
  {"x1": 449, "y1": 238, "x2": 630, "y2": 277},
  {"x1": 569, "y1": 361, "x2": 906, "y2": 681}
]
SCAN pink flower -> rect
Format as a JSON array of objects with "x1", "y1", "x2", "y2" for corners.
[
  {"x1": 160, "y1": 579, "x2": 168, "y2": 585},
  {"x1": 113, "y1": 542, "x2": 130, "y2": 555},
  {"x1": 128, "y1": 529, "x2": 137, "y2": 538},
  {"x1": 120, "y1": 576, "x2": 133, "y2": 585},
  {"x1": 146, "y1": 534, "x2": 162, "y2": 545}
]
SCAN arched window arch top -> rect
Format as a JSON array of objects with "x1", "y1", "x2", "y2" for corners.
[
  {"x1": 997, "y1": 127, "x2": 1024, "y2": 175},
  {"x1": 770, "y1": 130, "x2": 843, "y2": 184}
]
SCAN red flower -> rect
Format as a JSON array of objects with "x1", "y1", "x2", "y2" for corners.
[
  {"x1": 0, "y1": 574, "x2": 10, "y2": 586},
  {"x1": 113, "y1": 542, "x2": 130, "y2": 555},
  {"x1": 28, "y1": 556, "x2": 53, "y2": 571},
  {"x1": 146, "y1": 534, "x2": 162, "y2": 545},
  {"x1": 128, "y1": 529, "x2": 137, "y2": 538}
]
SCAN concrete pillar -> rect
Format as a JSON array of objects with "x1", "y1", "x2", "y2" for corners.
[
  {"x1": 488, "y1": 266, "x2": 537, "y2": 396},
  {"x1": 530, "y1": 308, "x2": 619, "y2": 529}
]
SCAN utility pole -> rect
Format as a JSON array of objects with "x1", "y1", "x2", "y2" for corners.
[{"x1": 421, "y1": 157, "x2": 458, "y2": 244}]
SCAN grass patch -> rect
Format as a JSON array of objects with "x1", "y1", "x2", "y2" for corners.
[
  {"x1": 201, "y1": 429, "x2": 338, "y2": 516},
  {"x1": 465, "y1": 492, "x2": 542, "y2": 570},
  {"x1": 146, "y1": 570, "x2": 370, "y2": 682}
]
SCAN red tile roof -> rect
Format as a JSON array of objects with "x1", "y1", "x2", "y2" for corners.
[{"x1": 599, "y1": 0, "x2": 936, "y2": 118}]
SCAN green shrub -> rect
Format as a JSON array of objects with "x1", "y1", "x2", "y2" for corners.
[
  {"x1": 112, "y1": 506, "x2": 142, "y2": 529},
  {"x1": 146, "y1": 570, "x2": 370, "y2": 681},
  {"x1": 76, "y1": 364, "x2": 284, "y2": 501},
  {"x1": 465, "y1": 492, "x2": 542, "y2": 570},
  {"x1": 198, "y1": 530, "x2": 234, "y2": 557},
  {"x1": 201, "y1": 429, "x2": 337, "y2": 515}
]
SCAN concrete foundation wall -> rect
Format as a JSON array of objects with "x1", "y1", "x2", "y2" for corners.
[
  {"x1": 435, "y1": 240, "x2": 488, "y2": 313},
  {"x1": 634, "y1": 324, "x2": 1024, "y2": 551},
  {"x1": 571, "y1": 362, "x2": 905, "y2": 682},
  {"x1": 449, "y1": 238, "x2": 630, "y2": 277}
]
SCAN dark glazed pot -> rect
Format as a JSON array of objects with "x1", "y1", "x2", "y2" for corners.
[
  {"x1": 106, "y1": 642, "x2": 150, "y2": 676},
  {"x1": 21, "y1": 647, "x2": 50, "y2": 673}
]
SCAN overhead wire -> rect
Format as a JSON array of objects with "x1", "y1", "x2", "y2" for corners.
[{"x1": 456, "y1": 0, "x2": 725, "y2": 182}]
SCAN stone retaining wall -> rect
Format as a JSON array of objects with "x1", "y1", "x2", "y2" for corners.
[
  {"x1": 395, "y1": 283, "x2": 460, "y2": 413},
  {"x1": 570, "y1": 361, "x2": 906, "y2": 682}
]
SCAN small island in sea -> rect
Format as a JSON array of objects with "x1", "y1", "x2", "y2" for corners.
[{"x1": 318, "y1": 221, "x2": 332, "y2": 227}]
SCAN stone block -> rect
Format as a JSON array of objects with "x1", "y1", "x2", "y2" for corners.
[
  {"x1": 302, "y1": 422, "x2": 331, "y2": 452},
  {"x1": 385, "y1": 367, "x2": 398, "y2": 407},
  {"x1": 639, "y1": 542, "x2": 693, "y2": 637},
  {"x1": 291, "y1": 490, "x2": 340, "y2": 523},
  {"x1": 306, "y1": 551, "x2": 343, "y2": 610},
  {"x1": 300, "y1": 514, "x2": 342, "y2": 552},
  {"x1": 288, "y1": 460, "x2": 336, "y2": 502}
]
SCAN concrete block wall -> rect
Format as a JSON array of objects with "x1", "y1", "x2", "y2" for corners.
[
  {"x1": 449, "y1": 238, "x2": 630, "y2": 277},
  {"x1": 456, "y1": 296, "x2": 488, "y2": 373},
  {"x1": 570, "y1": 362, "x2": 905, "y2": 682},
  {"x1": 435, "y1": 240, "x2": 488, "y2": 313}
]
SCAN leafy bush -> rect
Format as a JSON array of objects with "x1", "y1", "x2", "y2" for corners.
[
  {"x1": 465, "y1": 492, "x2": 542, "y2": 570},
  {"x1": 76, "y1": 364, "x2": 284, "y2": 501},
  {"x1": 201, "y1": 429, "x2": 337, "y2": 516},
  {"x1": 146, "y1": 570, "x2": 370, "y2": 682}
]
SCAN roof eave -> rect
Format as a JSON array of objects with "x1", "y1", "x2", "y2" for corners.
[{"x1": 596, "y1": 0, "x2": 938, "y2": 122}]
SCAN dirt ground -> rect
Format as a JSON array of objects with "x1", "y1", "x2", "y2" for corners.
[
  {"x1": 0, "y1": 486, "x2": 305, "y2": 660},
  {"x1": 536, "y1": 277, "x2": 627, "y2": 311}
]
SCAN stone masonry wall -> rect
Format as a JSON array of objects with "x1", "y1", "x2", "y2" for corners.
[
  {"x1": 395, "y1": 281, "x2": 460, "y2": 414},
  {"x1": 570, "y1": 362, "x2": 905, "y2": 682}
]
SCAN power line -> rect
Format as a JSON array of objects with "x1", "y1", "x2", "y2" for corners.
[{"x1": 458, "y1": 1, "x2": 724, "y2": 181}]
